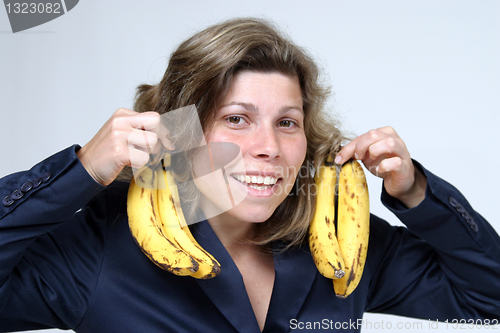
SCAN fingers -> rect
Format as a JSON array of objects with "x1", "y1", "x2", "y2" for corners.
[
  {"x1": 377, "y1": 156, "x2": 404, "y2": 174},
  {"x1": 121, "y1": 110, "x2": 160, "y2": 130},
  {"x1": 331, "y1": 126, "x2": 426, "y2": 205},
  {"x1": 128, "y1": 128, "x2": 159, "y2": 154},
  {"x1": 127, "y1": 111, "x2": 175, "y2": 151},
  {"x1": 125, "y1": 111, "x2": 176, "y2": 169},
  {"x1": 333, "y1": 126, "x2": 412, "y2": 183},
  {"x1": 129, "y1": 147, "x2": 152, "y2": 170},
  {"x1": 77, "y1": 108, "x2": 176, "y2": 186},
  {"x1": 363, "y1": 135, "x2": 408, "y2": 163},
  {"x1": 335, "y1": 127, "x2": 408, "y2": 165},
  {"x1": 157, "y1": 124, "x2": 175, "y2": 151}
]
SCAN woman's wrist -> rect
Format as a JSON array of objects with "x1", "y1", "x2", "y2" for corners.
[{"x1": 394, "y1": 167, "x2": 427, "y2": 209}]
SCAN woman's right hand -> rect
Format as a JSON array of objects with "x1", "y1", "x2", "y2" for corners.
[{"x1": 76, "y1": 108, "x2": 173, "y2": 186}]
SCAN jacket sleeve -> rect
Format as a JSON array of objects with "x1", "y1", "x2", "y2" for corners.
[
  {"x1": 365, "y1": 160, "x2": 500, "y2": 322},
  {"x1": 0, "y1": 145, "x2": 107, "y2": 331}
]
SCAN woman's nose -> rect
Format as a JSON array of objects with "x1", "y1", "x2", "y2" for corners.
[{"x1": 249, "y1": 125, "x2": 281, "y2": 161}]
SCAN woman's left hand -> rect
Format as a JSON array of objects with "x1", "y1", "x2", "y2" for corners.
[{"x1": 334, "y1": 126, "x2": 427, "y2": 209}]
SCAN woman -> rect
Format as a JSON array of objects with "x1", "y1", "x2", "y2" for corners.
[{"x1": 0, "y1": 18, "x2": 499, "y2": 332}]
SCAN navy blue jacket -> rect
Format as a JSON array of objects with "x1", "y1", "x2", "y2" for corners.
[{"x1": 1, "y1": 145, "x2": 499, "y2": 332}]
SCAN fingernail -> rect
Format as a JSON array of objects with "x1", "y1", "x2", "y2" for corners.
[
  {"x1": 164, "y1": 140, "x2": 175, "y2": 150},
  {"x1": 334, "y1": 155, "x2": 342, "y2": 164}
]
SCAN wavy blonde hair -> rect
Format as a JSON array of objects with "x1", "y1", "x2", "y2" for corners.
[{"x1": 121, "y1": 17, "x2": 346, "y2": 249}]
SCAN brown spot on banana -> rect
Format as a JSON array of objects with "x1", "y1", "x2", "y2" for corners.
[
  {"x1": 189, "y1": 257, "x2": 200, "y2": 272},
  {"x1": 210, "y1": 260, "x2": 222, "y2": 275},
  {"x1": 357, "y1": 244, "x2": 363, "y2": 265},
  {"x1": 346, "y1": 261, "x2": 357, "y2": 285}
]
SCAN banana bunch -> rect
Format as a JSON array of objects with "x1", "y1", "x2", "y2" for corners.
[
  {"x1": 309, "y1": 157, "x2": 370, "y2": 299},
  {"x1": 127, "y1": 153, "x2": 221, "y2": 279}
]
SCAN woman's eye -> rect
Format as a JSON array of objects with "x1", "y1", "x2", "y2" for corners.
[
  {"x1": 279, "y1": 120, "x2": 296, "y2": 128},
  {"x1": 227, "y1": 116, "x2": 243, "y2": 124}
]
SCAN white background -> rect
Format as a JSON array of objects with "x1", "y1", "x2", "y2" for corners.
[{"x1": 1, "y1": 1, "x2": 499, "y2": 332}]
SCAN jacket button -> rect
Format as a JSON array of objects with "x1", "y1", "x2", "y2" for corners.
[
  {"x1": 449, "y1": 197, "x2": 459, "y2": 208},
  {"x1": 464, "y1": 215, "x2": 478, "y2": 232},
  {"x1": 21, "y1": 181, "x2": 33, "y2": 193},
  {"x1": 42, "y1": 172, "x2": 51, "y2": 183},
  {"x1": 32, "y1": 177, "x2": 43, "y2": 189},
  {"x1": 2, "y1": 195, "x2": 14, "y2": 207},
  {"x1": 11, "y1": 189, "x2": 23, "y2": 200},
  {"x1": 449, "y1": 197, "x2": 468, "y2": 214}
]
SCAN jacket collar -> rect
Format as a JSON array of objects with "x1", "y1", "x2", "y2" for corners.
[{"x1": 191, "y1": 220, "x2": 317, "y2": 332}]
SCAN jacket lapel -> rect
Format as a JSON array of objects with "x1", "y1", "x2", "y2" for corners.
[
  {"x1": 192, "y1": 220, "x2": 261, "y2": 333},
  {"x1": 263, "y1": 241, "x2": 318, "y2": 332},
  {"x1": 192, "y1": 220, "x2": 318, "y2": 333}
]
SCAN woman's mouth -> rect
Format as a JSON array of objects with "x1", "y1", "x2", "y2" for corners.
[{"x1": 231, "y1": 174, "x2": 280, "y2": 191}]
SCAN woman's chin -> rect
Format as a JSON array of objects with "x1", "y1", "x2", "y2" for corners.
[{"x1": 207, "y1": 202, "x2": 276, "y2": 224}]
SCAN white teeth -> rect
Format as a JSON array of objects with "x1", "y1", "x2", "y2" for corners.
[
  {"x1": 232, "y1": 174, "x2": 278, "y2": 188},
  {"x1": 249, "y1": 184, "x2": 266, "y2": 191}
]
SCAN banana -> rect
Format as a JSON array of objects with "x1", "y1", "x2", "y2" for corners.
[
  {"x1": 309, "y1": 155, "x2": 346, "y2": 279},
  {"x1": 333, "y1": 159, "x2": 370, "y2": 299},
  {"x1": 156, "y1": 154, "x2": 221, "y2": 279},
  {"x1": 127, "y1": 165, "x2": 199, "y2": 276}
]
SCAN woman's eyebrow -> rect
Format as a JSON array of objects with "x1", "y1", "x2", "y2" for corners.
[
  {"x1": 222, "y1": 102, "x2": 303, "y2": 114},
  {"x1": 222, "y1": 102, "x2": 258, "y2": 113},
  {"x1": 279, "y1": 105, "x2": 304, "y2": 115}
]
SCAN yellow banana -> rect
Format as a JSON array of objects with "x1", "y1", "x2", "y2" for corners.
[
  {"x1": 333, "y1": 159, "x2": 370, "y2": 299},
  {"x1": 309, "y1": 156, "x2": 346, "y2": 279},
  {"x1": 156, "y1": 154, "x2": 221, "y2": 279},
  {"x1": 127, "y1": 165, "x2": 199, "y2": 276}
]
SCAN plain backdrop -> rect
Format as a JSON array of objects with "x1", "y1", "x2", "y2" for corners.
[{"x1": 1, "y1": 1, "x2": 499, "y2": 332}]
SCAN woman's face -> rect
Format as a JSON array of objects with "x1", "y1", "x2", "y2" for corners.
[{"x1": 194, "y1": 71, "x2": 307, "y2": 224}]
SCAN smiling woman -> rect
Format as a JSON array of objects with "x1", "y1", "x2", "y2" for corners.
[
  {"x1": 201, "y1": 72, "x2": 307, "y2": 223},
  {"x1": 124, "y1": 18, "x2": 346, "y2": 251},
  {"x1": 1, "y1": 16, "x2": 500, "y2": 333}
]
